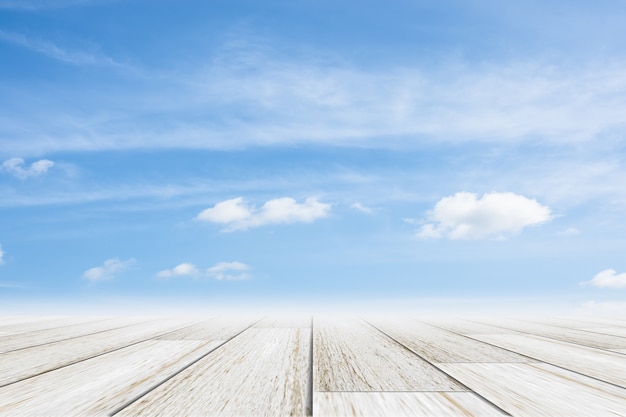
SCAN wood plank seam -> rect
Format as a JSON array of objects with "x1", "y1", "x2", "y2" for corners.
[
  {"x1": 460, "y1": 332, "x2": 626, "y2": 391},
  {"x1": 306, "y1": 316, "x2": 313, "y2": 417},
  {"x1": 107, "y1": 317, "x2": 263, "y2": 417},
  {"x1": 364, "y1": 319, "x2": 513, "y2": 417},
  {"x1": 466, "y1": 319, "x2": 626, "y2": 355},
  {"x1": 0, "y1": 320, "x2": 204, "y2": 389},
  {"x1": 0, "y1": 320, "x2": 154, "y2": 354}
]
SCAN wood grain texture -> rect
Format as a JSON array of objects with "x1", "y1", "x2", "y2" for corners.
[
  {"x1": 469, "y1": 333, "x2": 626, "y2": 388},
  {"x1": 156, "y1": 317, "x2": 253, "y2": 340},
  {"x1": 255, "y1": 316, "x2": 311, "y2": 328},
  {"x1": 0, "y1": 318, "x2": 148, "y2": 353},
  {"x1": 314, "y1": 318, "x2": 465, "y2": 392},
  {"x1": 470, "y1": 318, "x2": 626, "y2": 350},
  {"x1": 438, "y1": 362, "x2": 626, "y2": 417},
  {"x1": 579, "y1": 327, "x2": 626, "y2": 338},
  {"x1": 313, "y1": 392, "x2": 507, "y2": 417},
  {"x1": 0, "y1": 339, "x2": 224, "y2": 417},
  {"x1": 369, "y1": 318, "x2": 530, "y2": 363},
  {"x1": 0, "y1": 319, "x2": 191, "y2": 386},
  {"x1": 421, "y1": 318, "x2": 518, "y2": 336},
  {"x1": 117, "y1": 328, "x2": 310, "y2": 417},
  {"x1": 0, "y1": 316, "x2": 103, "y2": 337}
]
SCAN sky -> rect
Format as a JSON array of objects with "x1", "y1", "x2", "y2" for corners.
[{"x1": 1, "y1": 0, "x2": 626, "y2": 315}]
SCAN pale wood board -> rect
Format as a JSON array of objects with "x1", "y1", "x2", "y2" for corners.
[
  {"x1": 0, "y1": 317, "x2": 148, "y2": 353},
  {"x1": 0, "y1": 339, "x2": 224, "y2": 417},
  {"x1": 472, "y1": 318, "x2": 626, "y2": 350},
  {"x1": 579, "y1": 327, "x2": 626, "y2": 338},
  {"x1": 313, "y1": 392, "x2": 507, "y2": 417},
  {"x1": 368, "y1": 318, "x2": 530, "y2": 363},
  {"x1": 437, "y1": 362, "x2": 626, "y2": 416},
  {"x1": 156, "y1": 317, "x2": 253, "y2": 340},
  {"x1": 0, "y1": 319, "x2": 191, "y2": 386},
  {"x1": 469, "y1": 332, "x2": 626, "y2": 388},
  {"x1": 117, "y1": 328, "x2": 310, "y2": 417},
  {"x1": 314, "y1": 318, "x2": 465, "y2": 392},
  {"x1": 526, "y1": 317, "x2": 626, "y2": 330},
  {"x1": 0, "y1": 316, "x2": 105, "y2": 337},
  {"x1": 421, "y1": 318, "x2": 518, "y2": 336},
  {"x1": 255, "y1": 316, "x2": 312, "y2": 328}
]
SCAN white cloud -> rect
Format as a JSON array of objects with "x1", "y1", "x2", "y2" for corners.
[
  {"x1": 351, "y1": 202, "x2": 373, "y2": 214},
  {"x1": 156, "y1": 262, "x2": 200, "y2": 278},
  {"x1": 2, "y1": 157, "x2": 54, "y2": 180},
  {"x1": 206, "y1": 261, "x2": 251, "y2": 281},
  {"x1": 0, "y1": 244, "x2": 4, "y2": 265},
  {"x1": 196, "y1": 196, "x2": 331, "y2": 231},
  {"x1": 416, "y1": 192, "x2": 552, "y2": 240},
  {"x1": 82, "y1": 258, "x2": 134, "y2": 281},
  {"x1": 581, "y1": 269, "x2": 626, "y2": 289}
]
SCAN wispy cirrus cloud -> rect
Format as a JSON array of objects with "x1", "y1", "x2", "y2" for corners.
[
  {"x1": 82, "y1": 258, "x2": 134, "y2": 281},
  {"x1": 415, "y1": 192, "x2": 552, "y2": 240},
  {"x1": 0, "y1": 30, "x2": 123, "y2": 67},
  {"x1": 196, "y1": 196, "x2": 331, "y2": 231},
  {"x1": 156, "y1": 263, "x2": 200, "y2": 279},
  {"x1": 2, "y1": 157, "x2": 54, "y2": 179},
  {"x1": 0, "y1": 244, "x2": 5, "y2": 265}
]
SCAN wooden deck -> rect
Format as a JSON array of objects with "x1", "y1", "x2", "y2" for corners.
[{"x1": 1, "y1": 315, "x2": 626, "y2": 416}]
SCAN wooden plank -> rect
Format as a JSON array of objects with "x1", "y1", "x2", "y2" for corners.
[
  {"x1": 526, "y1": 316, "x2": 626, "y2": 330},
  {"x1": 0, "y1": 316, "x2": 104, "y2": 337},
  {"x1": 313, "y1": 392, "x2": 507, "y2": 417},
  {"x1": 314, "y1": 318, "x2": 465, "y2": 392},
  {"x1": 421, "y1": 318, "x2": 518, "y2": 335},
  {"x1": 369, "y1": 318, "x2": 530, "y2": 363},
  {"x1": 579, "y1": 327, "x2": 626, "y2": 338},
  {"x1": 156, "y1": 317, "x2": 252, "y2": 340},
  {"x1": 469, "y1": 333, "x2": 626, "y2": 388},
  {"x1": 0, "y1": 317, "x2": 148, "y2": 353},
  {"x1": 0, "y1": 339, "x2": 224, "y2": 416},
  {"x1": 471, "y1": 318, "x2": 626, "y2": 350},
  {"x1": 255, "y1": 316, "x2": 311, "y2": 328},
  {"x1": 116, "y1": 328, "x2": 310, "y2": 417},
  {"x1": 438, "y1": 362, "x2": 626, "y2": 416},
  {"x1": 0, "y1": 319, "x2": 191, "y2": 387}
]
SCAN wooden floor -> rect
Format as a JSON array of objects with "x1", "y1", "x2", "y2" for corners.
[{"x1": 1, "y1": 315, "x2": 626, "y2": 416}]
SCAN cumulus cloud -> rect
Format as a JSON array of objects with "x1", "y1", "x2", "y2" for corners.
[
  {"x1": 196, "y1": 196, "x2": 331, "y2": 231},
  {"x1": 2, "y1": 157, "x2": 54, "y2": 179},
  {"x1": 82, "y1": 258, "x2": 134, "y2": 281},
  {"x1": 581, "y1": 269, "x2": 626, "y2": 289},
  {"x1": 416, "y1": 192, "x2": 552, "y2": 240},
  {"x1": 156, "y1": 262, "x2": 200, "y2": 278},
  {"x1": 206, "y1": 261, "x2": 251, "y2": 280}
]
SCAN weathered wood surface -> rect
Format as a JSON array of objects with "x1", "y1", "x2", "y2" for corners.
[
  {"x1": 0, "y1": 319, "x2": 191, "y2": 387},
  {"x1": 2, "y1": 315, "x2": 626, "y2": 416},
  {"x1": 116, "y1": 327, "x2": 310, "y2": 417},
  {"x1": 438, "y1": 362, "x2": 626, "y2": 416},
  {"x1": 314, "y1": 318, "x2": 464, "y2": 392},
  {"x1": 0, "y1": 317, "x2": 148, "y2": 353},
  {"x1": 313, "y1": 392, "x2": 507, "y2": 417},
  {"x1": 468, "y1": 332, "x2": 626, "y2": 388},
  {"x1": 0, "y1": 316, "x2": 104, "y2": 337},
  {"x1": 368, "y1": 318, "x2": 530, "y2": 363}
]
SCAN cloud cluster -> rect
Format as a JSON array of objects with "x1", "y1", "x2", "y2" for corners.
[
  {"x1": 157, "y1": 261, "x2": 251, "y2": 281},
  {"x1": 2, "y1": 157, "x2": 54, "y2": 179},
  {"x1": 581, "y1": 269, "x2": 626, "y2": 289},
  {"x1": 82, "y1": 258, "x2": 134, "y2": 281},
  {"x1": 196, "y1": 197, "x2": 331, "y2": 231},
  {"x1": 416, "y1": 192, "x2": 552, "y2": 240}
]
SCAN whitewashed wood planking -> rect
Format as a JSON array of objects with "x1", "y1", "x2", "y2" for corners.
[
  {"x1": 368, "y1": 318, "x2": 531, "y2": 363},
  {"x1": 0, "y1": 319, "x2": 191, "y2": 386},
  {"x1": 0, "y1": 317, "x2": 149, "y2": 353},
  {"x1": 255, "y1": 316, "x2": 312, "y2": 328},
  {"x1": 314, "y1": 318, "x2": 465, "y2": 392},
  {"x1": 579, "y1": 326, "x2": 626, "y2": 338},
  {"x1": 469, "y1": 332, "x2": 626, "y2": 388},
  {"x1": 437, "y1": 362, "x2": 626, "y2": 416},
  {"x1": 313, "y1": 392, "x2": 507, "y2": 417},
  {"x1": 0, "y1": 316, "x2": 105, "y2": 337},
  {"x1": 421, "y1": 318, "x2": 519, "y2": 336},
  {"x1": 0, "y1": 339, "x2": 224, "y2": 417},
  {"x1": 116, "y1": 327, "x2": 310, "y2": 417},
  {"x1": 156, "y1": 317, "x2": 253, "y2": 340}
]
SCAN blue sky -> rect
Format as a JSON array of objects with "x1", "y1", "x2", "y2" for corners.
[{"x1": 1, "y1": 0, "x2": 626, "y2": 314}]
